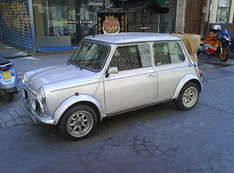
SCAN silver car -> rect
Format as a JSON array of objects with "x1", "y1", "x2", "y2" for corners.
[{"x1": 22, "y1": 33, "x2": 202, "y2": 140}]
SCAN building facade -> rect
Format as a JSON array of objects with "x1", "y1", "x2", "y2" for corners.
[
  {"x1": 0, "y1": 0, "x2": 179, "y2": 52},
  {"x1": 175, "y1": 0, "x2": 234, "y2": 35},
  {"x1": 0, "y1": 0, "x2": 233, "y2": 51},
  {"x1": 0, "y1": 0, "x2": 33, "y2": 49}
]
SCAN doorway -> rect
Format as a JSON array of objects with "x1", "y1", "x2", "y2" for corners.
[{"x1": 184, "y1": 0, "x2": 204, "y2": 34}]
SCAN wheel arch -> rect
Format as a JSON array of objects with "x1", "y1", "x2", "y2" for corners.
[
  {"x1": 53, "y1": 95, "x2": 105, "y2": 125},
  {"x1": 172, "y1": 75, "x2": 202, "y2": 100}
]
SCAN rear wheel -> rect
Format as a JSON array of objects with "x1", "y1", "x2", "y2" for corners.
[
  {"x1": 219, "y1": 46, "x2": 230, "y2": 62},
  {"x1": 59, "y1": 104, "x2": 98, "y2": 140},
  {"x1": 175, "y1": 82, "x2": 199, "y2": 110}
]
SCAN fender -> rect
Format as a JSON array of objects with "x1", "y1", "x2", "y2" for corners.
[
  {"x1": 172, "y1": 75, "x2": 202, "y2": 100},
  {"x1": 53, "y1": 94, "x2": 105, "y2": 125}
]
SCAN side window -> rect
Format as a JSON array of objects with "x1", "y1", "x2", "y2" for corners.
[
  {"x1": 153, "y1": 41, "x2": 186, "y2": 66},
  {"x1": 169, "y1": 42, "x2": 186, "y2": 64},
  {"x1": 153, "y1": 42, "x2": 171, "y2": 66},
  {"x1": 138, "y1": 44, "x2": 151, "y2": 67},
  {"x1": 110, "y1": 44, "x2": 151, "y2": 71}
]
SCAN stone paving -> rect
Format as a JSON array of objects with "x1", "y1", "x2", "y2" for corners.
[
  {"x1": 0, "y1": 43, "x2": 29, "y2": 58},
  {"x1": 0, "y1": 52, "x2": 69, "y2": 129},
  {"x1": 1, "y1": 53, "x2": 234, "y2": 173},
  {"x1": 0, "y1": 91, "x2": 34, "y2": 129}
]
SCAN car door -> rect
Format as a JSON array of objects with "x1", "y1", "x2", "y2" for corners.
[
  {"x1": 153, "y1": 41, "x2": 190, "y2": 101},
  {"x1": 104, "y1": 43, "x2": 157, "y2": 115}
]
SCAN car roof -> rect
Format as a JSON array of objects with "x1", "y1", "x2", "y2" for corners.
[{"x1": 85, "y1": 32, "x2": 180, "y2": 44}]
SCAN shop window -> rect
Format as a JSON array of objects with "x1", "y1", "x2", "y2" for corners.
[
  {"x1": 217, "y1": 0, "x2": 231, "y2": 23},
  {"x1": 32, "y1": 0, "x2": 110, "y2": 45}
]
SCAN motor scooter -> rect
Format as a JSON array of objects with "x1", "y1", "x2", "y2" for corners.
[
  {"x1": 0, "y1": 57, "x2": 19, "y2": 101},
  {"x1": 198, "y1": 25, "x2": 232, "y2": 62}
]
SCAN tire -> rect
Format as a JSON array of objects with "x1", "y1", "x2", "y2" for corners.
[
  {"x1": 175, "y1": 82, "x2": 199, "y2": 111},
  {"x1": 59, "y1": 104, "x2": 98, "y2": 140},
  {"x1": 219, "y1": 47, "x2": 230, "y2": 62},
  {"x1": 6, "y1": 93, "x2": 15, "y2": 102}
]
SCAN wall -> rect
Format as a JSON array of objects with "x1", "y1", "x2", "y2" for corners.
[
  {"x1": 0, "y1": 0, "x2": 33, "y2": 50},
  {"x1": 229, "y1": 0, "x2": 234, "y2": 22},
  {"x1": 0, "y1": 14, "x2": 3, "y2": 42},
  {"x1": 175, "y1": 0, "x2": 186, "y2": 33}
]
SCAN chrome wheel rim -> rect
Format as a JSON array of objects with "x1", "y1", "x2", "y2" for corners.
[
  {"x1": 182, "y1": 87, "x2": 198, "y2": 108},
  {"x1": 67, "y1": 110, "x2": 93, "y2": 138}
]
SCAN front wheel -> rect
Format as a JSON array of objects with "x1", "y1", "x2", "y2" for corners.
[
  {"x1": 59, "y1": 104, "x2": 98, "y2": 140},
  {"x1": 219, "y1": 46, "x2": 230, "y2": 62},
  {"x1": 175, "y1": 82, "x2": 199, "y2": 110}
]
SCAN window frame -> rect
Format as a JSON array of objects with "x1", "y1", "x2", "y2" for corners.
[
  {"x1": 70, "y1": 39, "x2": 111, "y2": 73},
  {"x1": 152, "y1": 41, "x2": 187, "y2": 67},
  {"x1": 108, "y1": 42, "x2": 153, "y2": 72}
]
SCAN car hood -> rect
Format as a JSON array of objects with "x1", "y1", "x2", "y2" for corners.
[{"x1": 26, "y1": 64, "x2": 99, "y2": 91}]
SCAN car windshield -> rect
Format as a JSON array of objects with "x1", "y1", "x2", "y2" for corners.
[{"x1": 70, "y1": 40, "x2": 109, "y2": 71}]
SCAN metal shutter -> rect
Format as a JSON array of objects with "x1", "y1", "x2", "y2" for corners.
[{"x1": 0, "y1": 0, "x2": 33, "y2": 50}]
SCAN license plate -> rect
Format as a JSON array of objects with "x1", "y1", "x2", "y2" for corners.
[{"x1": 2, "y1": 71, "x2": 11, "y2": 81}]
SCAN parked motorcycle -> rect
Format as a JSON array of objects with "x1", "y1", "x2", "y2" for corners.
[
  {"x1": 0, "y1": 57, "x2": 19, "y2": 101},
  {"x1": 198, "y1": 25, "x2": 232, "y2": 62}
]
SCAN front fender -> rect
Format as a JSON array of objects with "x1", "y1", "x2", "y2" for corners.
[
  {"x1": 53, "y1": 95, "x2": 105, "y2": 125},
  {"x1": 172, "y1": 75, "x2": 202, "y2": 100}
]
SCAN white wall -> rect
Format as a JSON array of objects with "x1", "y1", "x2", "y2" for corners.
[
  {"x1": 229, "y1": 0, "x2": 234, "y2": 22},
  {"x1": 175, "y1": 0, "x2": 186, "y2": 33}
]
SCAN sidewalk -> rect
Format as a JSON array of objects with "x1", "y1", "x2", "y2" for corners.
[
  {"x1": 0, "y1": 43, "x2": 30, "y2": 58},
  {"x1": 0, "y1": 42, "x2": 72, "y2": 75},
  {"x1": 0, "y1": 45, "x2": 72, "y2": 129}
]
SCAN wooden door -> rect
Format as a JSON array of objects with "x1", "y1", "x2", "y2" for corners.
[{"x1": 184, "y1": 0, "x2": 204, "y2": 34}]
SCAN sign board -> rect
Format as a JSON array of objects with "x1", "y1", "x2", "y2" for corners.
[{"x1": 97, "y1": 13, "x2": 127, "y2": 34}]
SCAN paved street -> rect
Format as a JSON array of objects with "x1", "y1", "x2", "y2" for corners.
[{"x1": 0, "y1": 53, "x2": 234, "y2": 173}]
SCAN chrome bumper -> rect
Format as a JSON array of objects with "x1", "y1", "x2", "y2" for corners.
[{"x1": 24, "y1": 99, "x2": 55, "y2": 125}]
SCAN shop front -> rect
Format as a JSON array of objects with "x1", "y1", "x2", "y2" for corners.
[
  {"x1": 0, "y1": 0, "x2": 33, "y2": 50},
  {"x1": 0, "y1": 0, "x2": 110, "y2": 51},
  {"x1": 33, "y1": 0, "x2": 109, "y2": 51},
  {"x1": 0, "y1": 0, "x2": 178, "y2": 52}
]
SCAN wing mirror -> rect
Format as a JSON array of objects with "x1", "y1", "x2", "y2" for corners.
[{"x1": 106, "y1": 67, "x2": 119, "y2": 77}]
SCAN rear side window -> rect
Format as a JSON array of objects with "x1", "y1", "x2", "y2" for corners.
[
  {"x1": 110, "y1": 44, "x2": 151, "y2": 71},
  {"x1": 153, "y1": 41, "x2": 185, "y2": 66},
  {"x1": 169, "y1": 42, "x2": 186, "y2": 64},
  {"x1": 153, "y1": 42, "x2": 171, "y2": 66}
]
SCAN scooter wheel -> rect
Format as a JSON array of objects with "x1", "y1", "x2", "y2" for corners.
[
  {"x1": 219, "y1": 47, "x2": 230, "y2": 62},
  {"x1": 6, "y1": 93, "x2": 15, "y2": 102}
]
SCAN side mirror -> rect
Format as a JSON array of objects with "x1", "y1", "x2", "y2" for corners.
[{"x1": 106, "y1": 67, "x2": 118, "y2": 77}]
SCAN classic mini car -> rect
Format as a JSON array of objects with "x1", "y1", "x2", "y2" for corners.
[{"x1": 22, "y1": 33, "x2": 202, "y2": 140}]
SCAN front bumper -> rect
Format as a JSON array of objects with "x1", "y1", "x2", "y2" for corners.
[
  {"x1": 24, "y1": 100, "x2": 55, "y2": 125},
  {"x1": 22, "y1": 87, "x2": 55, "y2": 125}
]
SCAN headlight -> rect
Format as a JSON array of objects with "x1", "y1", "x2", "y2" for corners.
[
  {"x1": 22, "y1": 75, "x2": 27, "y2": 84},
  {"x1": 38, "y1": 87, "x2": 46, "y2": 104},
  {"x1": 31, "y1": 99, "x2": 37, "y2": 111},
  {"x1": 22, "y1": 89, "x2": 28, "y2": 99}
]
